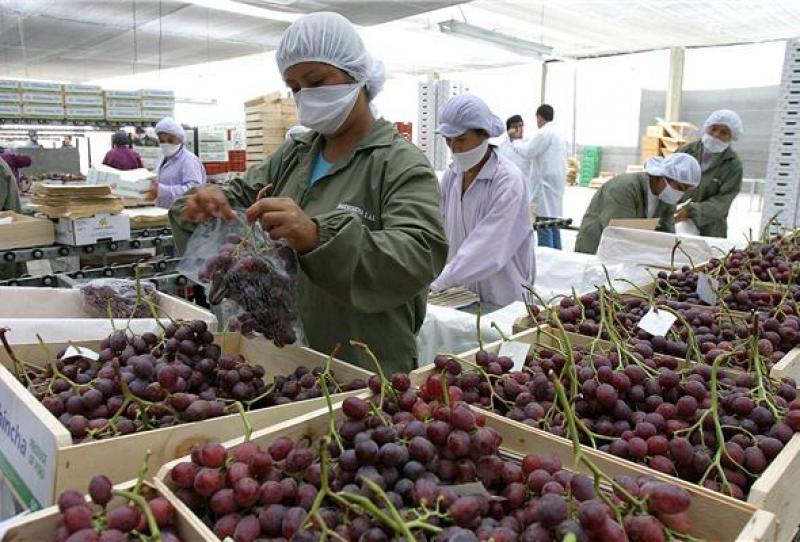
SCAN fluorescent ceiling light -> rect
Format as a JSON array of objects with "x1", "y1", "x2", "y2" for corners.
[
  {"x1": 182, "y1": 0, "x2": 300, "y2": 23},
  {"x1": 438, "y1": 19, "x2": 553, "y2": 58}
]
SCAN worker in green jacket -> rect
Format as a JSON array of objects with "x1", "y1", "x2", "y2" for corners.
[
  {"x1": 169, "y1": 12, "x2": 448, "y2": 374},
  {"x1": 0, "y1": 159, "x2": 20, "y2": 212},
  {"x1": 674, "y1": 109, "x2": 744, "y2": 238},
  {"x1": 575, "y1": 153, "x2": 701, "y2": 254}
]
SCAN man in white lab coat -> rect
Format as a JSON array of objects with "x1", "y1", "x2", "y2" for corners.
[{"x1": 511, "y1": 104, "x2": 567, "y2": 249}]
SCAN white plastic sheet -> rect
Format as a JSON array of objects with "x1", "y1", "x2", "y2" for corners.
[
  {"x1": 596, "y1": 227, "x2": 739, "y2": 269},
  {"x1": 416, "y1": 305, "x2": 502, "y2": 366}
]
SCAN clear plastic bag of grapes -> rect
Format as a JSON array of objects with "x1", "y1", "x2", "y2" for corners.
[
  {"x1": 79, "y1": 278, "x2": 157, "y2": 318},
  {"x1": 178, "y1": 215, "x2": 305, "y2": 347}
]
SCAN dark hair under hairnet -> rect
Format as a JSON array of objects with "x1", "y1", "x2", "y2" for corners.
[
  {"x1": 112, "y1": 131, "x2": 130, "y2": 147},
  {"x1": 506, "y1": 115, "x2": 523, "y2": 129},
  {"x1": 536, "y1": 105, "x2": 554, "y2": 122}
]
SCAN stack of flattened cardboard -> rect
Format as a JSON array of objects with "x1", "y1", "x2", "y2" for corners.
[
  {"x1": 639, "y1": 120, "x2": 699, "y2": 164},
  {"x1": 244, "y1": 92, "x2": 298, "y2": 168},
  {"x1": 30, "y1": 183, "x2": 124, "y2": 219}
]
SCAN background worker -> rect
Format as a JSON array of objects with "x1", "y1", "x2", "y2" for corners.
[
  {"x1": 431, "y1": 94, "x2": 534, "y2": 307},
  {"x1": 575, "y1": 153, "x2": 701, "y2": 254},
  {"x1": 675, "y1": 109, "x2": 744, "y2": 238},
  {"x1": 510, "y1": 104, "x2": 567, "y2": 249}
]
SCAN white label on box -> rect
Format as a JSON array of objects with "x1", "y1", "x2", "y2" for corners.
[
  {"x1": 65, "y1": 94, "x2": 103, "y2": 106},
  {"x1": 0, "y1": 92, "x2": 19, "y2": 103},
  {"x1": 62, "y1": 345, "x2": 100, "y2": 361},
  {"x1": 0, "y1": 373, "x2": 59, "y2": 510},
  {"x1": 140, "y1": 89, "x2": 175, "y2": 99},
  {"x1": 0, "y1": 80, "x2": 19, "y2": 90},
  {"x1": 0, "y1": 105, "x2": 22, "y2": 116},
  {"x1": 637, "y1": 307, "x2": 677, "y2": 337},
  {"x1": 141, "y1": 99, "x2": 175, "y2": 109},
  {"x1": 21, "y1": 93, "x2": 62, "y2": 104},
  {"x1": 105, "y1": 90, "x2": 140, "y2": 99},
  {"x1": 19, "y1": 81, "x2": 61, "y2": 92},
  {"x1": 498, "y1": 340, "x2": 531, "y2": 372},
  {"x1": 63, "y1": 84, "x2": 102, "y2": 94},
  {"x1": 56, "y1": 214, "x2": 131, "y2": 246},
  {"x1": 696, "y1": 272, "x2": 719, "y2": 305}
]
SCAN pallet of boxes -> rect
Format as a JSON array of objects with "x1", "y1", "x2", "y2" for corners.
[
  {"x1": 640, "y1": 121, "x2": 699, "y2": 163},
  {"x1": 244, "y1": 92, "x2": 298, "y2": 169}
]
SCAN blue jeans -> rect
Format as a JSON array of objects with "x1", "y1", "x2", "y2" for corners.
[{"x1": 537, "y1": 226, "x2": 562, "y2": 250}]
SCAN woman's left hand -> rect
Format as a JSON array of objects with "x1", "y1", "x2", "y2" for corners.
[{"x1": 245, "y1": 197, "x2": 320, "y2": 254}]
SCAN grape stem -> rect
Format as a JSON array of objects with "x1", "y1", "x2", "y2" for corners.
[
  {"x1": 234, "y1": 401, "x2": 252, "y2": 441},
  {"x1": 476, "y1": 303, "x2": 484, "y2": 351},
  {"x1": 319, "y1": 345, "x2": 345, "y2": 453},
  {"x1": 0, "y1": 327, "x2": 31, "y2": 386},
  {"x1": 113, "y1": 488, "x2": 161, "y2": 542},
  {"x1": 132, "y1": 449, "x2": 151, "y2": 497}
]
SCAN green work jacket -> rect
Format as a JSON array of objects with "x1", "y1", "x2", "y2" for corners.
[
  {"x1": 0, "y1": 159, "x2": 20, "y2": 212},
  {"x1": 574, "y1": 172, "x2": 675, "y2": 254},
  {"x1": 170, "y1": 119, "x2": 448, "y2": 374},
  {"x1": 676, "y1": 140, "x2": 743, "y2": 238}
]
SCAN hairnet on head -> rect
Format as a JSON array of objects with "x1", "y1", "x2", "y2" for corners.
[
  {"x1": 276, "y1": 12, "x2": 385, "y2": 101},
  {"x1": 112, "y1": 131, "x2": 130, "y2": 147},
  {"x1": 704, "y1": 109, "x2": 743, "y2": 140},
  {"x1": 436, "y1": 94, "x2": 505, "y2": 138},
  {"x1": 155, "y1": 117, "x2": 185, "y2": 142},
  {"x1": 645, "y1": 153, "x2": 701, "y2": 187}
]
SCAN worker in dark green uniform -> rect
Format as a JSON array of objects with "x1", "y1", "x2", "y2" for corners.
[
  {"x1": 169, "y1": 13, "x2": 448, "y2": 374},
  {"x1": 575, "y1": 153, "x2": 701, "y2": 254},
  {"x1": 0, "y1": 159, "x2": 20, "y2": 213},
  {"x1": 675, "y1": 109, "x2": 744, "y2": 238}
]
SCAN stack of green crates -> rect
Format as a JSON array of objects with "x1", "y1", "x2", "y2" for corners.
[{"x1": 579, "y1": 146, "x2": 602, "y2": 186}]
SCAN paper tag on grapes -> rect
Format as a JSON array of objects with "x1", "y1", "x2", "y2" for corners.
[
  {"x1": 62, "y1": 345, "x2": 100, "y2": 361},
  {"x1": 498, "y1": 340, "x2": 531, "y2": 372},
  {"x1": 637, "y1": 308, "x2": 676, "y2": 337},
  {"x1": 695, "y1": 272, "x2": 719, "y2": 305}
]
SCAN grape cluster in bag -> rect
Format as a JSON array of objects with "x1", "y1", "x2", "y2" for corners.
[{"x1": 179, "y1": 216, "x2": 303, "y2": 347}]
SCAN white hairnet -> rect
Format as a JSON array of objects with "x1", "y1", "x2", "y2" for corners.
[
  {"x1": 436, "y1": 94, "x2": 505, "y2": 138},
  {"x1": 276, "y1": 12, "x2": 385, "y2": 101},
  {"x1": 704, "y1": 109, "x2": 743, "y2": 140},
  {"x1": 645, "y1": 153, "x2": 701, "y2": 187},
  {"x1": 154, "y1": 117, "x2": 185, "y2": 142}
]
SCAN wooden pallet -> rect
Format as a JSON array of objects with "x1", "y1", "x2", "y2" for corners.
[
  {"x1": 1, "y1": 481, "x2": 206, "y2": 541},
  {"x1": 0, "y1": 333, "x2": 371, "y2": 510},
  {"x1": 414, "y1": 327, "x2": 800, "y2": 542},
  {"x1": 154, "y1": 396, "x2": 776, "y2": 542}
]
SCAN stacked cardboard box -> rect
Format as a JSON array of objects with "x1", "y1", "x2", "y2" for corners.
[
  {"x1": 104, "y1": 90, "x2": 142, "y2": 122},
  {"x1": 140, "y1": 89, "x2": 175, "y2": 122},
  {"x1": 0, "y1": 80, "x2": 21, "y2": 118},
  {"x1": 244, "y1": 92, "x2": 298, "y2": 168},
  {"x1": 64, "y1": 84, "x2": 104, "y2": 120},
  {"x1": 20, "y1": 80, "x2": 64, "y2": 119},
  {"x1": 639, "y1": 121, "x2": 698, "y2": 164}
]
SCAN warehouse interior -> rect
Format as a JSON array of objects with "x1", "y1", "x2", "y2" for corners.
[{"x1": 1, "y1": 2, "x2": 800, "y2": 539}]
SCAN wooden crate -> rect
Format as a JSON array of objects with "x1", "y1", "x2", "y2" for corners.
[
  {"x1": 640, "y1": 136, "x2": 662, "y2": 151},
  {"x1": 0, "y1": 333, "x2": 371, "y2": 511},
  {"x1": 1, "y1": 481, "x2": 206, "y2": 542},
  {"x1": 415, "y1": 327, "x2": 800, "y2": 541},
  {"x1": 154, "y1": 396, "x2": 776, "y2": 542},
  {"x1": 0, "y1": 212, "x2": 54, "y2": 250}
]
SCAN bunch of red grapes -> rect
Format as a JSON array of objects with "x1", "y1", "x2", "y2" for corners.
[
  {"x1": 168, "y1": 372, "x2": 693, "y2": 541},
  {"x1": 425, "y1": 342, "x2": 800, "y2": 501},
  {"x1": 11, "y1": 320, "x2": 364, "y2": 443},
  {"x1": 52, "y1": 476, "x2": 180, "y2": 542},
  {"x1": 199, "y1": 233, "x2": 301, "y2": 347}
]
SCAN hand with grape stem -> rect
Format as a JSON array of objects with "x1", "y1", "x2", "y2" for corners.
[
  {"x1": 245, "y1": 196, "x2": 320, "y2": 254},
  {"x1": 182, "y1": 185, "x2": 237, "y2": 223}
]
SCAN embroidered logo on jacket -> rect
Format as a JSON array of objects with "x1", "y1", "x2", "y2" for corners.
[{"x1": 337, "y1": 203, "x2": 377, "y2": 223}]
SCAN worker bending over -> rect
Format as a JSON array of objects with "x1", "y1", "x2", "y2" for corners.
[
  {"x1": 575, "y1": 153, "x2": 701, "y2": 254},
  {"x1": 431, "y1": 93, "x2": 534, "y2": 307},
  {"x1": 675, "y1": 109, "x2": 744, "y2": 238}
]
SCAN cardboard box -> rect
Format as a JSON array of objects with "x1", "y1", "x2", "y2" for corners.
[
  {"x1": 646, "y1": 125, "x2": 666, "y2": 137},
  {"x1": 21, "y1": 105, "x2": 64, "y2": 118},
  {"x1": 19, "y1": 81, "x2": 62, "y2": 93},
  {"x1": 141, "y1": 98, "x2": 175, "y2": 109},
  {"x1": 0, "y1": 91, "x2": 20, "y2": 103},
  {"x1": 199, "y1": 151, "x2": 228, "y2": 162},
  {"x1": 0, "y1": 79, "x2": 19, "y2": 90},
  {"x1": 65, "y1": 106, "x2": 104, "y2": 119},
  {"x1": 87, "y1": 166, "x2": 155, "y2": 198},
  {"x1": 0, "y1": 211, "x2": 54, "y2": 250},
  {"x1": 198, "y1": 140, "x2": 226, "y2": 152},
  {"x1": 64, "y1": 94, "x2": 103, "y2": 106},
  {"x1": 105, "y1": 108, "x2": 141, "y2": 120},
  {"x1": 640, "y1": 135, "x2": 662, "y2": 151},
  {"x1": 140, "y1": 88, "x2": 175, "y2": 99},
  {"x1": 141, "y1": 109, "x2": 171, "y2": 121},
  {"x1": 62, "y1": 83, "x2": 101, "y2": 94},
  {"x1": 104, "y1": 89, "x2": 140, "y2": 100},
  {"x1": 0, "y1": 104, "x2": 22, "y2": 117},
  {"x1": 55, "y1": 213, "x2": 130, "y2": 246},
  {"x1": 21, "y1": 92, "x2": 62, "y2": 104},
  {"x1": 607, "y1": 218, "x2": 659, "y2": 230}
]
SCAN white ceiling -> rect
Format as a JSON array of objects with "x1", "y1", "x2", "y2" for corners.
[{"x1": 0, "y1": 0, "x2": 799, "y2": 83}]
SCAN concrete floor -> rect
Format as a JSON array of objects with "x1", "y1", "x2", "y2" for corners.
[{"x1": 557, "y1": 186, "x2": 763, "y2": 252}]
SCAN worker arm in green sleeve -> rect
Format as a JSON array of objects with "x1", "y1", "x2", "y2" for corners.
[
  {"x1": 0, "y1": 162, "x2": 20, "y2": 213},
  {"x1": 657, "y1": 204, "x2": 676, "y2": 233},
  {"x1": 575, "y1": 176, "x2": 641, "y2": 254},
  {"x1": 685, "y1": 161, "x2": 743, "y2": 228},
  {"x1": 298, "y1": 164, "x2": 448, "y2": 314}
]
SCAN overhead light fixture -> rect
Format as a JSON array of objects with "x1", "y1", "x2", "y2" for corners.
[
  {"x1": 438, "y1": 19, "x2": 552, "y2": 58},
  {"x1": 183, "y1": 0, "x2": 300, "y2": 23}
]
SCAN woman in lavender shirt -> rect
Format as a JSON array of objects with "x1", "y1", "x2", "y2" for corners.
[
  {"x1": 151, "y1": 117, "x2": 206, "y2": 208},
  {"x1": 430, "y1": 94, "x2": 535, "y2": 307}
]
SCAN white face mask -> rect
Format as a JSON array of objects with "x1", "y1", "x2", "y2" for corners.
[
  {"x1": 160, "y1": 143, "x2": 180, "y2": 158},
  {"x1": 702, "y1": 133, "x2": 729, "y2": 154},
  {"x1": 658, "y1": 182, "x2": 685, "y2": 205},
  {"x1": 452, "y1": 139, "x2": 489, "y2": 173},
  {"x1": 294, "y1": 82, "x2": 363, "y2": 135}
]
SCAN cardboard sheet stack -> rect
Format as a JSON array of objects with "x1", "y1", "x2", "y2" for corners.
[
  {"x1": 639, "y1": 121, "x2": 699, "y2": 163},
  {"x1": 244, "y1": 92, "x2": 298, "y2": 168},
  {"x1": 30, "y1": 183, "x2": 124, "y2": 219},
  {"x1": 87, "y1": 165, "x2": 155, "y2": 205}
]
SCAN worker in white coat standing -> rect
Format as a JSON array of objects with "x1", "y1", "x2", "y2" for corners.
[{"x1": 511, "y1": 104, "x2": 567, "y2": 249}]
